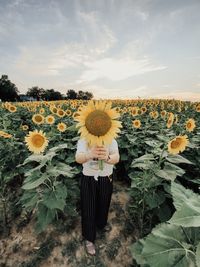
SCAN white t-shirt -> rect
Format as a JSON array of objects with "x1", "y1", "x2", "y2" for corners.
[{"x1": 76, "y1": 138, "x2": 119, "y2": 180}]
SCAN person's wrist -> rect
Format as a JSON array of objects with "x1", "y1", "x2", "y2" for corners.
[{"x1": 106, "y1": 155, "x2": 111, "y2": 162}]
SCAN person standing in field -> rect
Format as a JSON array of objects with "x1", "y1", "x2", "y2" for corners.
[
  {"x1": 74, "y1": 100, "x2": 122, "y2": 256},
  {"x1": 75, "y1": 139, "x2": 120, "y2": 256}
]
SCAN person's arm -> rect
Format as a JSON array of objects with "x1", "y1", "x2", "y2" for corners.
[{"x1": 105, "y1": 152, "x2": 120, "y2": 165}]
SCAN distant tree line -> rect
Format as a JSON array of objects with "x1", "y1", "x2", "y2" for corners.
[{"x1": 0, "y1": 75, "x2": 93, "y2": 102}]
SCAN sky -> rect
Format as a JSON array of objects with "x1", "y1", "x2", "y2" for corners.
[{"x1": 0, "y1": 0, "x2": 200, "y2": 101}]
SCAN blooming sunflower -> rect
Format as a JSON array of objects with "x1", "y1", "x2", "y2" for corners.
[
  {"x1": 75, "y1": 100, "x2": 122, "y2": 146},
  {"x1": 131, "y1": 107, "x2": 138, "y2": 116},
  {"x1": 57, "y1": 109, "x2": 65, "y2": 117},
  {"x1": 196, "y1": 105, "x2": 200, "y2": 112},
  {"x1": 168, "y1": 135, "x2": 188, "y2": 155},
  {"x1": 46, "y1": 115, "x2": 55, "y2": 125},
  {"x1": 65, "y1": 109, "x2": 72, "y2": 117},
  {"x1": 167, "y1": 113, "x2": 174, "y2": 128},
  {"x1": 39, "y1": 108, "x2": 45, "y2": 114},
  {"x1": 0, "y1": 130, "x2": 12, "y2": 138},
  {"x1": 25, "y1": 130, "x2": 48, "y2": 154},
  {"x1": 8, "y1": 105, "x2": 17, "y2": 113},
  {"x1": 22, "y1": 125, "x2": 29, "y2": 131},
  {"x1": 132, "y1": 119, "x2": 141, "y2": 128},
  {"x1": 185, "y1": 118, "x2": 196, "y2": 132},
  {"x1": 57, "y1": 122, "x2": 67, "y2": 132},
  {"x1": 160, "y1": 110, "x2": 167, "y2": 118},
  {"x1": 32, "y1": 114, "x2": 45, "y2": 125}
]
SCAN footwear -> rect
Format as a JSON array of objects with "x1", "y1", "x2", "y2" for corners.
[{"x1": 85, "y1": 240, "x2": 96, "y2": 256}]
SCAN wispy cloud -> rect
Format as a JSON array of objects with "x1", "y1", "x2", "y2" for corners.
[{"x1": 79, "y1": 57, "x2": 166, "y2": 82}]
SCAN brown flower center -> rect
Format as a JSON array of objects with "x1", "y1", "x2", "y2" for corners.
[
  {"x1": 171, "y1": 138, "x2": 182, "y2": 149},
  {"x1": 35, "y1": 115, "x2": 43, "y2": 122},
  {"x1": 85, "y1": 110, "x2": 112, "y2": 136},
  {"x1": 31, "y1": 134, "x2": 45, "y2": 147}
]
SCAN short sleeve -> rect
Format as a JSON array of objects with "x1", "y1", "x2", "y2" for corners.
[
  {"x1": 76, "y1": 139, "x2": 87, "y2": 154},
  {"x1": 109, "y1": 139, "x2": 119, "y2": 154}
]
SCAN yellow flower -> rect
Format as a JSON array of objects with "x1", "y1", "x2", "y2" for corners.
[
  {"x1": 57, "y1": 122, "x2": 67, "y2": 132},
  {"x1": 57, "y1": 109, "x2": 65, "y2": 117},
  {"x1": 196, "y1": 105, "x2": 200, "y2": 112},
  {"x1": 25, "y1": 130, "x2": 48, "y2": 154},
  {"x1": 152, "y1": 111, "x2": 159, "y2": 119},
  {"x1": 32, "y1": 114, "x2": 45, "y2": 125},
  {"x1": 0, "y1": 130, "x2": 12, "y2": 138},
  {"x1": 39, "y1": 108, "x2": 45, "y2": 114},
  {"x1": 65, "y1": 109, "x2": 72, "y2": 117},
  {"x1": 185, "y1": 118, "x2": 196, "y2": 132},
  {"x1": 167, "y1": 113, "x2": 174, "y2": 128},
  {"x1": 50, "y1": 106, "x2": 58, "y2": 114},
  {"x1": 72, "y1": 111, "x2": 80, "y2": 120},
  {"x1": 160, "y1": 110, "x2": 167, "y2": 118},
  {"x1": 141, "y1": 106, "x2": 147, "y2": 114},
  {"x1": 8, "y1": 105, "x2": 17, "y2": 113},
  {"x1": 46, "y1": 115, "x2": 55, "y2": 125},
  {"x1": 131, "y1": 107, "x2": 138, "y2": 116},
  {"x1": 75, "y1": 100, "x2": 122, "y2": 146},
  {"x1": 168, "y1": 135, "x2": 188, "y2": 155},
  {"x1": 132, "y1": 119, "x2": 141, "y2": 128},
  {"x1": 22, "y1": 125, "x2": 29, "y2": 131}
]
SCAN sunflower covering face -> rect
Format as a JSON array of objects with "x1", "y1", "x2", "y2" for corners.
[{"x1": 75, "y1": 100, "x2": 122, "y2": 146}]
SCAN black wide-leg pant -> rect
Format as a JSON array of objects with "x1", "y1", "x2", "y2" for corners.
[{"x1": 80, "y1": 174, "x2": 113, "y2": 243}]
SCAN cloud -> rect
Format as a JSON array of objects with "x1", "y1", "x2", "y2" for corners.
[{"x1": 79, "y1": 57, "x2": 166, "y2": 82}]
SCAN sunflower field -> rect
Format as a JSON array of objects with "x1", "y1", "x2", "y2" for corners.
[{"x1": 0, "y1": 99, "x2": 200, "y2": 267}]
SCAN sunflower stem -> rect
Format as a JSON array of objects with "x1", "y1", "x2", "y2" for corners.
[{"x1": 98, "y1": 160, "x2": 104, "y2": 170}]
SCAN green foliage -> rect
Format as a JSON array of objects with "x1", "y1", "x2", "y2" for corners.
[
  {"x1": 18, "y1": 145, "x2": 80, "y2": 233},
  {"x1": 131, "y1": 182, "x2": 200, "y2": 267}
]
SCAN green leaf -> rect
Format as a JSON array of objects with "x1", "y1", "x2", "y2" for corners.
[
  {"x1": 132, "y1": 154, "x2": 155, "y2": 162},
  {"x1": 22, "y1": 174, "x2": 48, "y2": 190},
  {"x1": 42, "y1": 185, "x2": 67, "y2": 211},
  {"x1": 145, "y1": 190, "x2": 166, "y2": 209},
  {"x1": 36, "y1": 204, "x2": 56, "y2": 233},
  {"x1": 155, "y1": 163, "x2": 185, "y2": 181},
  {"x1": 169, "y1": 198, "x2": 200, "y2": 227},
  {"x1": 46, "y1": 162, "x2": 74, "y2": 177},
  {"x1": 131, "y1": 240, "x2": 147, "y2": 266},
  {"x1": 171, "y1": 182, "x2": 197, "y2": 211},
  {"x1": 136, "y1": 223, "x2": 196, "y2": 267},
  {"x1": 166, "y1": 154, "x2": 193, "y2": 165},
  {"x1": 49, "y1": 143, "x2": 68, "y2": 152},
  {"x1": 144, "y1": 140, "x2": 162, "y2": 147},
  {"x1": 196, "y1": 242, "x2": 200, "y2": 267},
  {"x1": 169, "y1": 182, "x2": 200, "y2": 227}
]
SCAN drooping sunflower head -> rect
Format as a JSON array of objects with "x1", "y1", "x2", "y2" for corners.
[
  {"x1": 32, "y1": 114, "x2": 45, "y2": 125},
  {"x1": 75, "y1": 100, "x2": 122, "y2": 146},
  {"x1": 25, "y1": 130, "x2": 48, "y2": 154},
  {"x1": 168, "y1": 135, "x2": 188, "y2": 155},
  {"x1": 185, "y1": 118, "x2": 196, "y2": 132}
]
